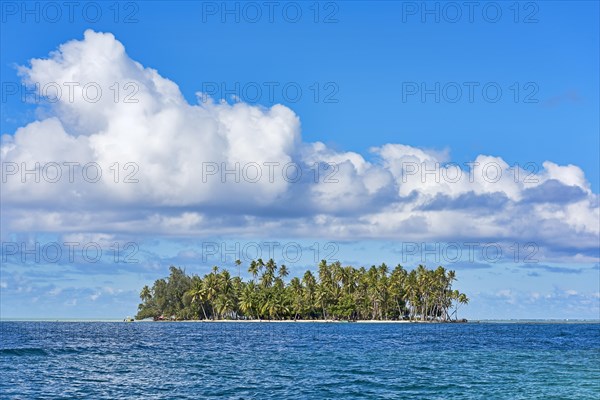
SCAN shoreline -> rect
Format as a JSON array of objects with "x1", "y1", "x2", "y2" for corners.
[
  {"x1": 1, "y1": 319, "x2": 463, "y2": 324},
  {"x1": 144, "y1": 319, "x2": 445, "y2": 323},
  {"x1": 2, "y1": 319, "x2": 599, "y2": 324}
]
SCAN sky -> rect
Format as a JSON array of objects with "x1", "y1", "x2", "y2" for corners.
[{"x1": 0, "y1": 1, "x2": 599, "y2": 320}]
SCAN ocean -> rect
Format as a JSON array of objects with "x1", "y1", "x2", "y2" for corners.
[{"x1": 1, "y1": 321, "x2": 599, "y2": 399}]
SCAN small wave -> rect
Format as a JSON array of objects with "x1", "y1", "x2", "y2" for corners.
[
  {"x1": 0, "y1": 347, "x2": 50, "y2": 356},
  {"x1": 0, "y1": 346, "x2": 109, "y2": 356}
]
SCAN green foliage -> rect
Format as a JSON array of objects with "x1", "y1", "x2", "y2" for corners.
[{"x1": 135, "y1": 259, "x2": 469, "y2": 321}]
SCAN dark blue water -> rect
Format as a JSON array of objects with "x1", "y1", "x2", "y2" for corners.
[{"x1": 1, "y1": 322, "x2": 599, "y2": 399}]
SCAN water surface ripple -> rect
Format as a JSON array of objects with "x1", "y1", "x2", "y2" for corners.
[{"x1": 1, "y1": 322, "x2": 599, "y2": 399}]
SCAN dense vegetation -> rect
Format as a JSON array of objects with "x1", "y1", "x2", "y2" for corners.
[{"x1": 136, "y1": 259, "x2": 469, "y2": 321}]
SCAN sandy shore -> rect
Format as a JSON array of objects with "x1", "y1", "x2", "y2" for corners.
[{"x1": 142, "y1": 319, "x2": 457, "y2": 323}]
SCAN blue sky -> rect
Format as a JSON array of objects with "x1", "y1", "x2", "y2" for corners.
[{"x1": 1, "y1": 1, "x2": 599, "y2": 319}]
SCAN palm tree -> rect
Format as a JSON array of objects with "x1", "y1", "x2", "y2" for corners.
[
  {"x1": 366, "y1": 266, "x2": 380, "y2": 319},
  {"x1": 187, "y1": 279, "x2": 208, "y2": 320},
  {"x1": 235, "y1": 259, "x2": 242, "y2": 278},
  {"x1": 279, "y1": 264, "x2": 289, "y2": 279},
  {"x1": 260, "y1": 259, "x2": 277, "y2": 288},
  {"x1": 215, "y1": 269, "x2": 235, "y2": 319},
  {"x1": 389, "y1": 265, "x2": 407, "y2": 319},
  {"x1": 288, "y1": 277, "x2": 304, "y2": 320},
  {"x1": 203, "y1": 273, "x2": 219, "y2": 319},
  {"x1": 248, "y1": 260, "x2": 259, "y2": 282},
  {"x1": 453, "y1": 292, "x2": 469, "y2": 320},
  {"x1": 302, "y1": 270, "x2": 317, "y2": 318},
  {"x1": 239, "y1": 282, "x2": 257, "y2": 319},
  {"x1": 261, "y1": 290, "x2": 288, "y2": 320},
  {"x1": 140, "y1": 285, "x2": 152, "y2": 302}
]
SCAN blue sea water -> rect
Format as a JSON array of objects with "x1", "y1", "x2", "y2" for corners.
[{"x1": 1, "y1": 322, "x2": 599, "y2": 399}]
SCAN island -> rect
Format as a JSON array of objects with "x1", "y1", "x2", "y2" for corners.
[{"x1": 135, "y1": 259, "x2": 469, "y2": 322}]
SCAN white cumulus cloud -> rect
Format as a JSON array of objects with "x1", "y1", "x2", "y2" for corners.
[{"x1": 1, "y1": 30, "x2": 598, "y2": 263}]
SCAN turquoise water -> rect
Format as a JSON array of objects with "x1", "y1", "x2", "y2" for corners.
[{"x1": 1, "y1": 322, "x2": 599, "y2": 399}]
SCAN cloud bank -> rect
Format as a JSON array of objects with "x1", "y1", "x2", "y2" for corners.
[{"x1": 1, "y1": 30, "x2": 598, "y2": 263}]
